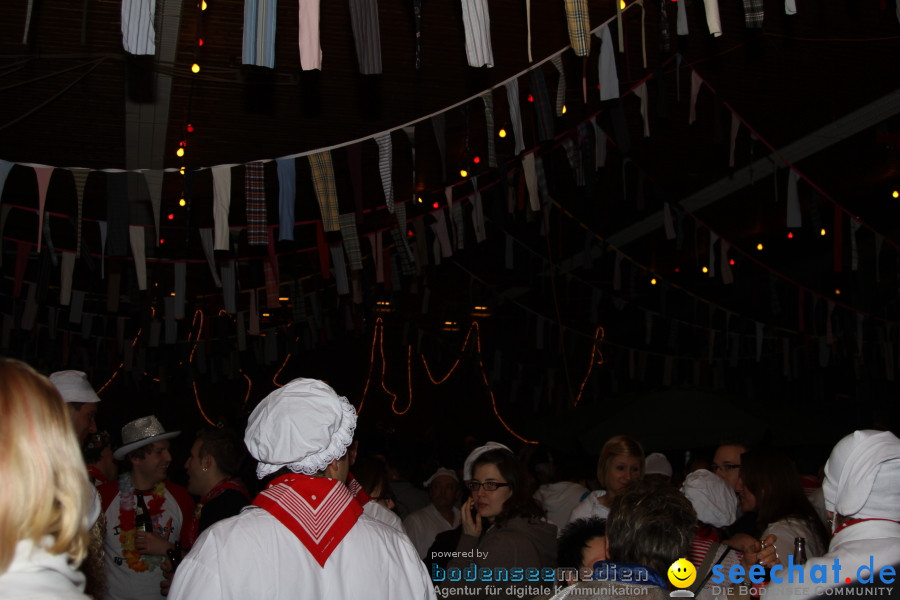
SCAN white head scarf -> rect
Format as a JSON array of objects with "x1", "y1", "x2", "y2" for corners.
[
  {"x1": 822, "y1": 429, "x2": 900, "y2": 520},
  {"x1": 245, "y1": 378, "x2": 357, "y2": 479},
  {"x1": 681, "y1": 468, "x2": 739, "y2": 528}
]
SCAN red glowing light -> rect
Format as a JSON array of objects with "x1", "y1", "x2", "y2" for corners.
[
  {"x1": 407, "y1": 230, "x2": 414, "y2": 237},
  {"x1": 729, "y1": 259, "x2": 735, "y2": 265},
  {"x1": 186, "y1": 123, "x2": 194, "y2": 133},
  {"x1": 473, "y1": 156, "x2": 481, "y2": 164},
  {"x1": 527, "y1": 94, "x2": 534, "y2": 103},
  {"x1": 674, "y1": 267, "x2": 680, "y2": 273},
  {"x1": 159, "y1": 238, "x2": 165, "y2": 244},
  {"x1": 787, "y1": 232, "x2": 794, "y2": 239},
  {"x1": 198, "y1": 38, "x2": 204, "y2": 47},
  {"x1": 179, "y1": 140, "x2": 187, "y2": 148},
  {"x1": 432, "y1": 202, "x2": 440, "y2": 209},
  {"x1": 167, "y1": 213, "x2": 174, "y2": 220}
]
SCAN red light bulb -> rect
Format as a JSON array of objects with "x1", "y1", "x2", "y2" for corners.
[
  {"x1": 179, "y1": 140, "x2": 187, "y2": 148},
  {"x1": 167, "y1": 213, "x2": 174, "y2": 220},
  {"x1": 186, "y1": 123, "x2": 194, "y2": 133},
  {"x1": 432, "y1": 202, "x2": 440, "y2": 209},
  {"x1": 787, "y1": 232, "x2": 794, "y2": 239},
  {"x1": 159, "y1": 238, "x2": 165, "y2": 244},
  {"x1": 473, "y1": 156, "x2": 481, "y2": 164},
  {"x1": 729, "y1": 259, "x2": 735, "y2": 265},
  {"x1": 198, "y1": 38, "x2": 204, "y2": 47},
  {"x1": 527, "y1": 94, "x2": 534, "y2": 103}
]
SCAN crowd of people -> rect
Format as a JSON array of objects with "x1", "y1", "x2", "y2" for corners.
[{"x1": 1, "y1": 356, "x2": 898, "y2": 600}]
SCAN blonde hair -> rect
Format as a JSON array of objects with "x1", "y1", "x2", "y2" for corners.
[
  {"x1": 596, "y1": 434, "x2": 645, "y2": 489},
  {"x1": 0, "y1": 358, "x2": 91, "y2": 573}
]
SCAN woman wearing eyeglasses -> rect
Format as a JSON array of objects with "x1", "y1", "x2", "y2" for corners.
[{"x1": 438, "y1": 444, "x2": 557, "y2": 599}]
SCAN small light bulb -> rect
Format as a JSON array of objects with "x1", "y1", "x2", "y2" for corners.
[
  {"x1": 191, "y1": 63, "x2": 200, "y2": 74},
  {"x1": 650, "y1": 278, "x2": 657, "y2": 285},
  {"x1": 186, "y1": 123, "x2": 194, "y2": 133},
  {"x1": 159, "y1": 238, "x2": 165, "y2": 244},
  {"x1": 729, "y1": 259, "x2": 735, "y2": 266},
  {"x1": 620, "y1": 0, "x2": 626, "y2": 8},
  {"x1": 179, "y1": 166, "x2": 185, "y2": 175},
  {"x1": 702, "y1": 266, "x2": 709, "y2": 274},
  {"x1": 167, "y1": 213, "x2": 174, "y2": 221},
  {"x1": 197, "y1": 38, "x2": 204, "y2": 47},
  {"x1": 820, "y1": 228, "x2": 827, "y2": 236},
  {"x1": 417, "y1": 196, "x2": 423, "y2": 204},
  {"x1": 527, "y1": 94, "x2": 534, "y2": 103},
  {"x1": 176, "y1": 147, "x2": 185, "y2": 157},
  {"x1": 460, "y1": 169, "x2": 468, "y2": 178},
  {"x1": 757, "y1": 243, "x2": 764, "y2": 251},
  {"x1": 787, "y1": 232, "x2": 794, "y2": 239},
  {"x1": 179, "y1": 198, "x2": 186, "y2": 207},
  {"x1": 561, "y1": 105, "x2": 567, "y2": 114},
  {"x1": 473, "y1": 156, "x2": 481, "y2": 164},
  {"x1": 432, "y1": 202, "x2": 439, "y2": 209},
  {"x1": 835, "y1": 289, "x2": 841, "y2": 295},
  {"x1": 893, "y1": 190, "x2": 899, "y2": 199},
  {"x1": 201, "y1": 0, "x2": 207, "y2": 9},
  {"x1": 498, "y1": 129, "x2": 507, "y2": 138}
]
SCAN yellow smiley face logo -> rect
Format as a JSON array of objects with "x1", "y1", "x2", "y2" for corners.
[{"x1": 667, "y1": 558, "x2": 697, "y2": 589}]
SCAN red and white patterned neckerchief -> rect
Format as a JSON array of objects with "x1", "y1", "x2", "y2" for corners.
[
  {"x1": 252, "y1": 474, "x2": 362, "y2": 567},
  {"x1": 346, "y1": 472, "x2": 371, "y2": 506}
]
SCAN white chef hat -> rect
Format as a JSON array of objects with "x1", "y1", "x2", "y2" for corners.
[
  {"x1": 822, "y1": 429, "x2": 900, "y2": 520},
  {"x1": 245, "y1": 378, "x2": 357, "y2": 479},
  {"x1": 463, "y1": 441, "x2": 512, "y2": 480},
  {"x1": 645, "y1": 452, "x2": 673, "y2": 477},
  {"x1": 49, "y1": 370, "x2": 101, "y2": 404},
  {"x1": 681, "y1": 468, "x2": 739, "y2": 528},
  {"x1": 423, "y1": 467, "x2": 459, "y2": 487}
]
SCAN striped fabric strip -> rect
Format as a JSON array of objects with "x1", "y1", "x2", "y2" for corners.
[
  {"x1": 339, "y1": 213, "x2": 363, "y2": 270},
  {"x1": 242, "y1": 0, "x2": 278, "y2": 68},
  {"x1": 307, "y1": 151, "x2": 340, "y2": 232},
  {"x1": 562, "y1": 138, "x2": 579, "y2": 178},
  {"x1": 276, "y1": 158, "x2": 296, "y2": 241},
  {"x1": 121, "y1": 0, "x2": 156, "y2": 55},
  {"x1": 245, "y1": 161, "x2": 268, "y2": 245},
  {"x1": 390, "y1": 227, "x2": 414, "y2": 275},
  {"x1": 460, "y1": 0, "x2": 494, "y2": 68},
  {"x1": 298, "y1": 0, "x2": 323, "y2": 71},
  {"x1": 348, "y1": 0, "x2": 382, "y2": 75},
  {"x1": 330, "y1": 245, "x2": 350, "y2": 294},
  {"x1": 71, "y1": 169, "x2": 89, "y2": 258},
  {"x1": 374, "y1": 133, "x2": 394, "y2": 213},
  {"x1": 198, "y1": 228, "x2": 222, "y2": 287},
  {"x1": 564, "y1": 0, "x2": 591, "y2": 57},
  {"x1": 742, "y1": 0, "x2": 764, "y2": 27},
  {"x1": 551, "y1": 56, "x2": 566, "y2": 116},
  {"x1": 530, "y1": 67, "x2": 554, "y2": 142},
  {"x1": 481, "y1": 93, "x2": 496, "y2": 168},
  {"x1": 504, "y1": 80, "x2": 525, "y2": 155}
]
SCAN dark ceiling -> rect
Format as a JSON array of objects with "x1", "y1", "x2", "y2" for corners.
[{"x1": 1, "y1": 0, "x2": 900, "y2": 445}]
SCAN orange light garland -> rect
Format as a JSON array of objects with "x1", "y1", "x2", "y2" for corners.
[
  {"x1": 358, "y1": 317, "x2": 398, "y2": 415},
  {"x1": 573, "y1": 326, "x2": 605, "y2": 406}
]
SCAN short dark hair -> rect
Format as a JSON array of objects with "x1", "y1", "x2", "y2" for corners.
[
  {"x1": 606, "y1": 480, "x2": 696, "y2": 576},
  {"x1": 126, "y1": 443, "x2": 153, "y2": 462},
  {"x1": 471, "y1": 448, "x2": 544, "y2": 526},
  {"x1": 352, "y1": 455, "x2": 396, "y2": 503},
  {"x1": 196, "y1": 427, "x2": 246, "y2": 477},
  {"x1": 557, "y1": 517, "x2": 607, "y2": 570}
]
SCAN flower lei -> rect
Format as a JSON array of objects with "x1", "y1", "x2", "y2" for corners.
[{"x1": 118, "y1": 473, "x2": 167, "y2": 572}]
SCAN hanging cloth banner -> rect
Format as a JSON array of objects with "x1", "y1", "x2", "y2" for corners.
[
  {"x1": 308, "y1": 151, "x2": 341, "y2": 231},
  {"x1": 595, "y1": 25, "x2": 619, "y2": 101},
  {"x1": 551, "y1": 56, "x2": 567, "y2": 116},
  {"x1": 315, "y1": 221, "x2": 329, "y2": 278},
  {"x1": 505, "y1": 80, "x2": 526, "y2": 155},
  {"x1": 366, "y1": 231, "x2": 384, "y2": 283},
  {"x1": 221, "y1": 262, "x2": 237, "y2": 314},
  {"x1": 564, "y1": 0, "x2": 590, "y2": 56},
  {"x1": 329, "y1": 246, "x2": 350, "y2": 296},
  {"x1": 525, "y1": 0, "x2": 533, "y2": 62},
  {"x1": 14, "y1": 243, "x2": 32, "y2": 298},
  {"x1": 460, "y1": 0, "x2": 494, "y2": 67},
  {"x1": 242, "y1": 0, "x2": 277, "y2": 68},
  {"x1": 276, "y1": 158, "x2": 296, "y2": 241},
  {"x1": 339, "y1": 213, "x2": 364, "y2": 270},
  {"x1": 121, "y1": 0, "x2": 157, "y2": 55},
  {"x1": 34, "y1": 167, "x2": 53, "y2": 249},
  {"x1": 481, "y1": 93, "x2": 497, "y2": 168},
  {"x1": 430, "y1": 209, "x2": 453, "y2": 258},
  {"x1": 634, "y1": 82, "x2": 650, "y2": 138},
  {"x1": 212, "y1": 165, "x2": 232, "y2": 251},
  {"x1": 245, "y1": 161, "x2": 268, "y2": 245},
  {"x1": 676, "y1": 0, "x2": 689, "y2": 35},
  {"x1": 531, "y1": 67, "x2": 555, "y2": 142},
  {"x1": 786, "y1": 170, "x2": 802, "y2": 228},
  {"x1": 689, "y1": 70, "x2": 703, "y2": 125},
  {"x1": 522, "y1": 154, "x2": 540, "y2": 211},
  {"x1": 592, "y1": 118, "x2": 608, "y2": 168},
  {"x1": 346, "y1": 143, "x2": 364, "y2": 224},
  {"x1": 374, "y1": 133, "x2": 394, "y2": 213},
  {"x1": 198, "y1": 228, "x2": 222, "y2": 287},
  {"x1": 60, "y1": 252, "x2": 76, "y2": 306},
  {"x1": 785, "y1": 0, "x2": 796, "y2": 15},
  {"x1": 348, "y1": 0, "x2": 383, "y2": 74},
  {"x1": 298, "y1": 0, "x2": 323, "y2": 70},
  {"x1": 402, "y1": 125, "x2": 416, "y2": 206},
  {"x1": 129, "y1": 226, "x2": 147, "y2": 290},
  {"x1": 143, "y1": 170, "x2": 163, "y2": 246},
  {"x1": 704, "y1": 0, "x2": 723, "y2": 36}
]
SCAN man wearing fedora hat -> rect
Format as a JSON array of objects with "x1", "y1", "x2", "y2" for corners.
[
  {"x1": 169, "y1": 378, "x2": 435, "y2": 600},
  {"x1": 97, "y1": 415, "x2": 195, "y2": 600}
]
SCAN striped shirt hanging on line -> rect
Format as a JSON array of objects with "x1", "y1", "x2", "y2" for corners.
[
  {"x1": 460, "y1": 0, "x2": 494, "y2": 68},
  {"x1": 121, "y1": 0, "x2": 157, "y2": 55},
  {"x1": 242, "y1": 0, "x2": 278, "y2": 68},
  {"x1": 349, "y1": 0, "x2": 383, "y2": 74}
]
